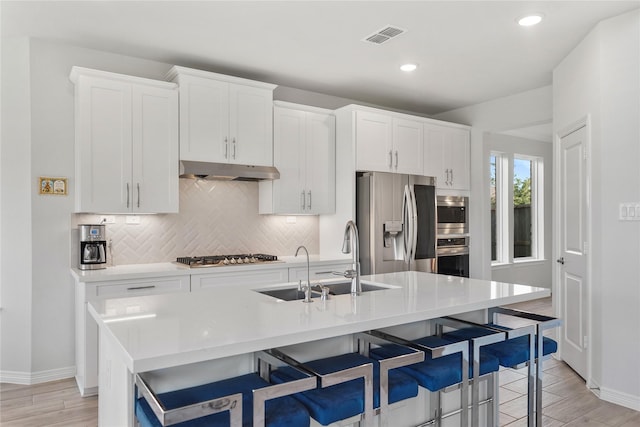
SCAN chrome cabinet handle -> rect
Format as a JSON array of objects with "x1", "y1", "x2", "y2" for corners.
[
  {"x1": 450, "y1": 169, "x2": 454, "y2": 185},
  {"x1": 307, "y1": 191, "x2": 312, "y2": 210},
  {"x1": 126, "y1": 285, "x2": 156, "y2": 291},
  {"x1": 395, "y1": 150, "x2": 399, "y2": 168},
  {"x1": 556, "y1": 257, "x2": 565, "y2": 265},
  {"x1": 389, "y1": 150, "x2": 393, "y2": 168},
  {"x1": 224, "y1": 137, "x2": 228, "y2": 159},
  {"x1": 301, "y1": 191, "x2": 306, "y2": 210},
  {"x1": 126, "y1": 183, "x2": 130, "y2": 208},
  {"x1": 232, "y1": 138, "x2": 237, "y2": 159},
  {"x1": 137, "y1": 183, "x2": 140, "y2": 208}
]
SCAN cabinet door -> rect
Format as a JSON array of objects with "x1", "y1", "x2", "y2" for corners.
[
  {"x1": 132, "y1": 85, "x2": 179, "y2": 213},
  {"x1": 75, "y1": 76, "x2": 133, "y2": 213},
  {"x1": 289, "y1": 263, "x2": 352, "y2": 282},
  {"x1": 229, "y1": 84, "x2": 273, "y2": 166},
  {"x1": 393, "y1": 118, "x2": 424, "y2": 175},
  {"x1": 355, "y1": 111, "x2": 393, "y2": 172},
  {"x1": 305, "y1": 112, "x2": 336, "y2": 214},
  {"x1": 178, "y1": 76, "x2": 229, "y2": 162},
  {"x1": 191, "y1": 268, "x2": 288, "y2": 291},
  {"x1": 446, "y1": 128, "x2": 470, "y2": 190},
  {"x1": 272, "y1": 107, "x2": 306, "y2": 213},
  {"x1": 423, "y1": 123, "x2": 448, "y2": 188}
]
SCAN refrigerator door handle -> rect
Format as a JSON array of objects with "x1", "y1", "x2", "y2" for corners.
[
  {"x1": 403, "y1": 184, "x2": 418, "y2": 264},
  {"x1": 402, "y1": 185, "x2": 412, "y2": 263},
  {"x1": 409, "y1": 185, "x2": 418, "y2": 263}
]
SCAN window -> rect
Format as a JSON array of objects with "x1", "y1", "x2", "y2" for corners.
[{"x1": 491, "y1": 153, "x2": 543, "y2": 264}]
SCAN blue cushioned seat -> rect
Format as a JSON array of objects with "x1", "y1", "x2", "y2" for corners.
[
  {"x1": 369, "y1": 335, "x2": 499, "y2": 392},
  {"x1": 270, "y1": 353, "x2": 418, "y2": 426},
  {"x1": 135, "y1": 372, "x2": 310, "y2": 427},
  {"x1": 443, "y1": 325, "x2": 558, "y2": 368}
]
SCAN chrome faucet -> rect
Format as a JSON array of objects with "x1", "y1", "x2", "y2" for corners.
[
  {"x1": 341, "y1": 220, "x2": 362, "y2": 295},
  {"x1": 295, "y1": 245, "x2": 313, "y2": 303}
]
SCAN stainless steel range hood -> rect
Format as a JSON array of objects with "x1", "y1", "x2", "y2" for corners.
[{"x1": 179, "y1": 160, "x2": 280, "y2": 181}]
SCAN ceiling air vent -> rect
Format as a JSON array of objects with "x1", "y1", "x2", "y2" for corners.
[{"x1": 363, "y1": 25, "x2": 407, "y2": 45}]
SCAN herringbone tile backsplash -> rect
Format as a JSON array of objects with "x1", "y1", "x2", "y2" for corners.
[{"x1": 74, "y1": 179, "x2": 319, "y2": 265}]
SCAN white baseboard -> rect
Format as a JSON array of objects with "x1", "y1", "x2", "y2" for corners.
[
  {"x1": 0, "y1": 366, "x2": 76, "y2": 385},
  {"x1": 599, "y1": 386, "x2": 640, "y2": 412}
]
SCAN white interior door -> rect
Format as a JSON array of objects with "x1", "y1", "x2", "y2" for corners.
[{"x1": 558, "y1": 124, "x2": 588, "y2": 379}]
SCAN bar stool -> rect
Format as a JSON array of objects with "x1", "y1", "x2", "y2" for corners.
[
  {"x1": 433, "y1": 317, "x2": 506, "y2": 427},
  {"x1": 366, "y1": 328, "x2": 482, "y2": 427},
  {"x1": 442, "y1": 308, "x2": 561, "y2": 427},
  {"x1": 134, "y1": 351, "x2": 315, "y2": 427},
  {"x1": 267, "y1": 339, "x2": 422, "y2": 427}
]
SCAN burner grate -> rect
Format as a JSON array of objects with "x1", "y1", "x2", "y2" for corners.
[{"x1": 176, "y1": 254, "x2": 279, "y2": 268}]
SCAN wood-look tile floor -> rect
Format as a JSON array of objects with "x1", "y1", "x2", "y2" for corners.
[{"x1": 1, "y1": 297, "x2": 639, "y2": 427}]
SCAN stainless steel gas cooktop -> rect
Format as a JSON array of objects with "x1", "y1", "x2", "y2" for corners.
[{"x1": 176, "y1": 254, "x2": 280, "y2": 268}]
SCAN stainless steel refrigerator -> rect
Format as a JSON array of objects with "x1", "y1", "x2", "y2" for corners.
[{"x1": 357, "y1": 172, "x2": 437, "y2": 274}]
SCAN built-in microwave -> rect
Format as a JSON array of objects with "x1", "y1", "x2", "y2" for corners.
[{"x1": 437, "y1": 195, "x2": 468, "y2": 235}]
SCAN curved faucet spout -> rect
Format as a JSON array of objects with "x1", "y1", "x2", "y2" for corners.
[
  {"x1": 342, "y1": 221, "x2": 362, "y2": 295},
  {"x1": 295, "y1": 245, "x2": 313, "y2": 303}
]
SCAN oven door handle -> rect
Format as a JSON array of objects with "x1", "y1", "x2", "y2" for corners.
[{"x1": 436, "y1": 246, "x2": 470, "y2": 257}]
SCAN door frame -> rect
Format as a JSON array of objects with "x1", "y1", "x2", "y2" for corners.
[{"x1": 553, "y1": 115, "x2": 593, "y2": 387}]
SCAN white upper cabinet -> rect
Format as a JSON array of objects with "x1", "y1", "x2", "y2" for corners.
[
  {"x1": 424, "y1": 123, "x2": 470, "y2": 190},
  {"x1": 70, "y1": 67, "x2": 179, "y2": 213},
  {"x1": 167, "y1": 66, "x2": 276, "y2": 166},
  {"x1": 355, "y1": 111, "x2": 423, "y2": 175},
  {"x1": 393, "y1": 117, "x2": 424, "y2": 175},
  {"x1": 260, "y1": 102, "x2": 335, "y2": 215}
]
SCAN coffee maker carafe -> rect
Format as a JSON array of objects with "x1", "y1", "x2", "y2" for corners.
[{"x1": 79, "y1": 224, "x2": 107, "y2": 270}]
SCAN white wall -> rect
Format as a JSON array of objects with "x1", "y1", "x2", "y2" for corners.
[
  {"x1": 1, "y1": 37, "x2": 34, "y2": 379},
  {"x1": 434, "y1": 86, "x2": 553, "y2": 281},
  {"x1": 554, "y1": 9, "x2": 640, "y2": 409}
]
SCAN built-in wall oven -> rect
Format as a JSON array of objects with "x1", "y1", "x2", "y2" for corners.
[
  {"x1": 436, "y1": 236, "x2": 469, "y2": 277},
  {"x1": 436, "y1": 195, "x2": 469, "y2": 277},
  {"x1": 437, "y1": 195, "x2": 468, "y2": 235}
]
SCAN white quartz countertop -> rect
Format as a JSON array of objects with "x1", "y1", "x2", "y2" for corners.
[
  {"x1": 88, "y1": 271, "x2": 550, "y2": 373},
  {"x1": 71, "y1": 256, "x2": 352, "y2": 282}
]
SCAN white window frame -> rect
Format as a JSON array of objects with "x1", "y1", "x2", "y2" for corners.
[
  {"x1": 491, "y1": 152, "x2": 509, "y2": 265},
  {"x1": 491, "y1": 153, "x2": 544, "y2": 266}
]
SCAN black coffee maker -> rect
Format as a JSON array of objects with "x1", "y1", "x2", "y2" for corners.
[{"x1": 79, "y1": 224, "x2": 107, "y2": 270}]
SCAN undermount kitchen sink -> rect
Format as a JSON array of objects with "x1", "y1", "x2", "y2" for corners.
[{"x1": 256, "y1": 281, "x2": 391, "y2": 301}]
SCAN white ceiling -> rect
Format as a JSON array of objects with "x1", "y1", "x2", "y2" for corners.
[{"x1": 2, "y1": 1, "x2": 639, "y2": 115}]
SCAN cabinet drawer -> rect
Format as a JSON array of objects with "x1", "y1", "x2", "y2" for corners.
[
  {"x1": 90, "y1": 276, "x2": 190, "y2": 299},
  {"x1": 289, "y1": 263, "x2": 352, "y2": 282},
  {"x1": 192, "y1": 268, "x2": 288, "y2": 291}
]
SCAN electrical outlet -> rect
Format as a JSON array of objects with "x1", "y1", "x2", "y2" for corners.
[
  {"x1": 98, "y1": 215, "x2": 116, "y2": 224},
  {"x1": 619, "y1": 203, "x2": 640, "y2": 221},
  {"x1": 125, "y1": 215, "x2": 141, "y2": 225}
]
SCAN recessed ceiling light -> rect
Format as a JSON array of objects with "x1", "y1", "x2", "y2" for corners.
[
  {"x1": 518, "y1": 14, "x2": 544, "y2": 27},
  {"x1": 400, "y1": 63, "x2": 418, "y2": 72}
]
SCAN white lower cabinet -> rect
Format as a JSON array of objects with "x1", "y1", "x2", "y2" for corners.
[
  {"x1": 191, "y1": 268, "x2": 288, "y2": 291},
  {"x1": 288, "y1": 263, "x2": 352, "y2": 282},
  {"x1": 74, "y1": 275, "x2": 190, "y2": 396}
]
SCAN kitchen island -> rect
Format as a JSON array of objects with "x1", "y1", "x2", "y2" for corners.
[{"x1": 88, "y1": 271, "x2": 550, "y2": 426}]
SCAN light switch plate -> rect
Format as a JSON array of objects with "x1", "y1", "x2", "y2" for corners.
[{"x1": 619, "y1": 203, "x2": 640, "y2": 221}]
